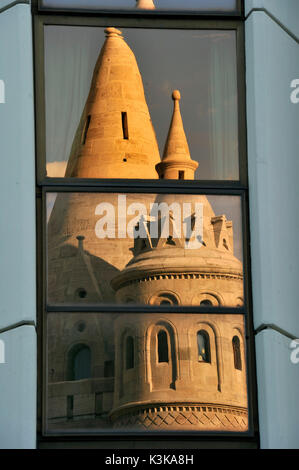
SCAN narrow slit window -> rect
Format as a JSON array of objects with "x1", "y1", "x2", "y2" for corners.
[
  {"x1": 125, "y1": 336, "x2": 134, "y2": 369},
  {"x1": 232, "y1": 336, "x2": 242, "y2": 370},
  {"x1": 67, "y1": 344, "x2": 91, "y2": 381},
  {"x1": 121, "y1": 112, "x2": 129, "y2": 140},
  {"x1": 179, "y1": 171, "x2": 185, "y2": 180},
  {"x1": 82, "y1": 115, "x2": 91, "y2": 145}
]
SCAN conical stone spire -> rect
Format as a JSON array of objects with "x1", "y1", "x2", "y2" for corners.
[
  {"x1": 156, "y1": 90, "x2": 198, "y2": 180},
  {"x1": 136, "y1": 0, "x2": 156, "y2": 9},
  {"x1": 66, "y1": 27, "x2": 160, "y2": 179}
]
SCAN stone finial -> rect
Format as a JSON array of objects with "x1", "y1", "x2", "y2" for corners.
[
  {"x1": 155, "y1": 90, "x2": 198, "y2": 180},
  {"x1": 105, "y1": 27, "x2": 123, "y2": 38},
  {"x1": 172, "y1": 90, "x2": 181, "y2": 101},
  {"x1": 136, "y1": 0, "x2": 156, "y2": 10}
]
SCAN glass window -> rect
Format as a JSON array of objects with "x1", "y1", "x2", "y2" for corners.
[
  {"x1": 40, "y1": 0, "x2": 239, "y2": 14},
  {"x1": 43, "y1": 26, "x2": 239, "y2": 181},
  {"x1": 46, "y1": 313, "x2": 248, "y2": 433},
  {"x1": 36, "y1": 1, "x2": 256, "y2": 443},
  {"x1": 46, "y1": 192, "x2": 244, "y2": 308}
]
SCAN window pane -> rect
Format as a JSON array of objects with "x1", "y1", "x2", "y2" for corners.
[
  {"x1": 44, "y1": 26, "x2": 239, "y2": 180},
  {"x1": 47, "y1": 192, "x2": 244, "y2": 307},
  {"x1": 46, "y1": 313, "x2": 248, "y2": 434},
  {"x1": 41, "y1": 0, "x2": 238, "y2": 13}
]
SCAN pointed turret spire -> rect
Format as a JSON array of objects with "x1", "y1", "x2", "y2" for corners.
[
  {"x1": 156, "y1": 90, "x2": 198, "y2": 180},
  {"x1": 66, "y1": 27, "x2": 160, "y2": 179},
  {"x1": 136, "y1": 0, "x2": 156, "y2": 9}
]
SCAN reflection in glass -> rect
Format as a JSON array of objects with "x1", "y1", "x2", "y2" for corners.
[
  {"x1": 47, "y1": 192, "x2": 244, "y2": 307},
  {"x1": 232, "y1": 335, "x2": 242, "y2": 370},
  {"x1": 67, "y1": 344, "x2": 91, "y2": 381},
  {"x1": 125, "y1": 336, "x2": 135, "y2": 369},
  {"x1": 46, "y1": 313, "x2": 248, "y2": 433},
  {"x1": 157, "y1": 330, "x2": 169, "y2": 363},
  {"x1": 41, "y1": 0, "x2": 238, "y2": 13},
  {"x1": 45, "y1": 26, "x2": 239, "y2": 180}
]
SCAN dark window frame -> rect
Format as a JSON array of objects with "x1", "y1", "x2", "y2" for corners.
[{"x1": 33, "y1": 2, "x2": 259, "y2": 448}]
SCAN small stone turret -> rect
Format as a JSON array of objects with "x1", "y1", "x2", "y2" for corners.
[{"x1": 156, "y1": 90, "x2": 198, "y2": 180}]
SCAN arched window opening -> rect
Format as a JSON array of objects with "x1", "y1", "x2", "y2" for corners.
[
  {"x1": 157, "y1": 330, "x2": 169, "y2": 363},
  {"x1": 232, "y1": 336, "x2": 242, "y2": 370},
  {"x1": 125, "y1": 336, "x2": 134, "y2": 370},
  {"x1": 200, "y1": 299, "x2": 213, "y2": 306},
  {"x1": 151, "y1": 292, "x2": 179, "y2": 306},
  {"x1": 197, "y1": 330, "x2": 211, "y2": 363},
  {"x1": 67, "y1": 344, "x2": 91, "y2": 381}
]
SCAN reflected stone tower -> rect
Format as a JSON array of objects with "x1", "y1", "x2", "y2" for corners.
[
  {"x1": 48, "y1": 27, "x2": 160, "y2": 304},
  {"x1": 66, "y1": 27, "x2": 160, "y2": 179},
  {"x1": 110, "y1": 92, "x2": 247, "y2": 431},
  {"x1": 47, "y1": 30, "x2": 248, "y2": 433},
  {"x1": 156, "y1": 90, "x2": 198, "y2": 180}
]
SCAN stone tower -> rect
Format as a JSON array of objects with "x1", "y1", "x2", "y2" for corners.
[
  {"x1": 110, "y1": 93, "x2": 247, "y2": 431},
  {"x1": 66, "y1": 27, "x2": 160, "y2": 179},
  {"x1": 47, "y1": 40, "x2": 248, "y2": 433},
  {"x1": 47, "y1": 28, "x2": 162, "y2": 427},
  {"x1": 48, "y1": 27, "x2": 160, "y2": 304},
  {"x1": 110, "y1": 313, "x2": 247, "y2": 431}
]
